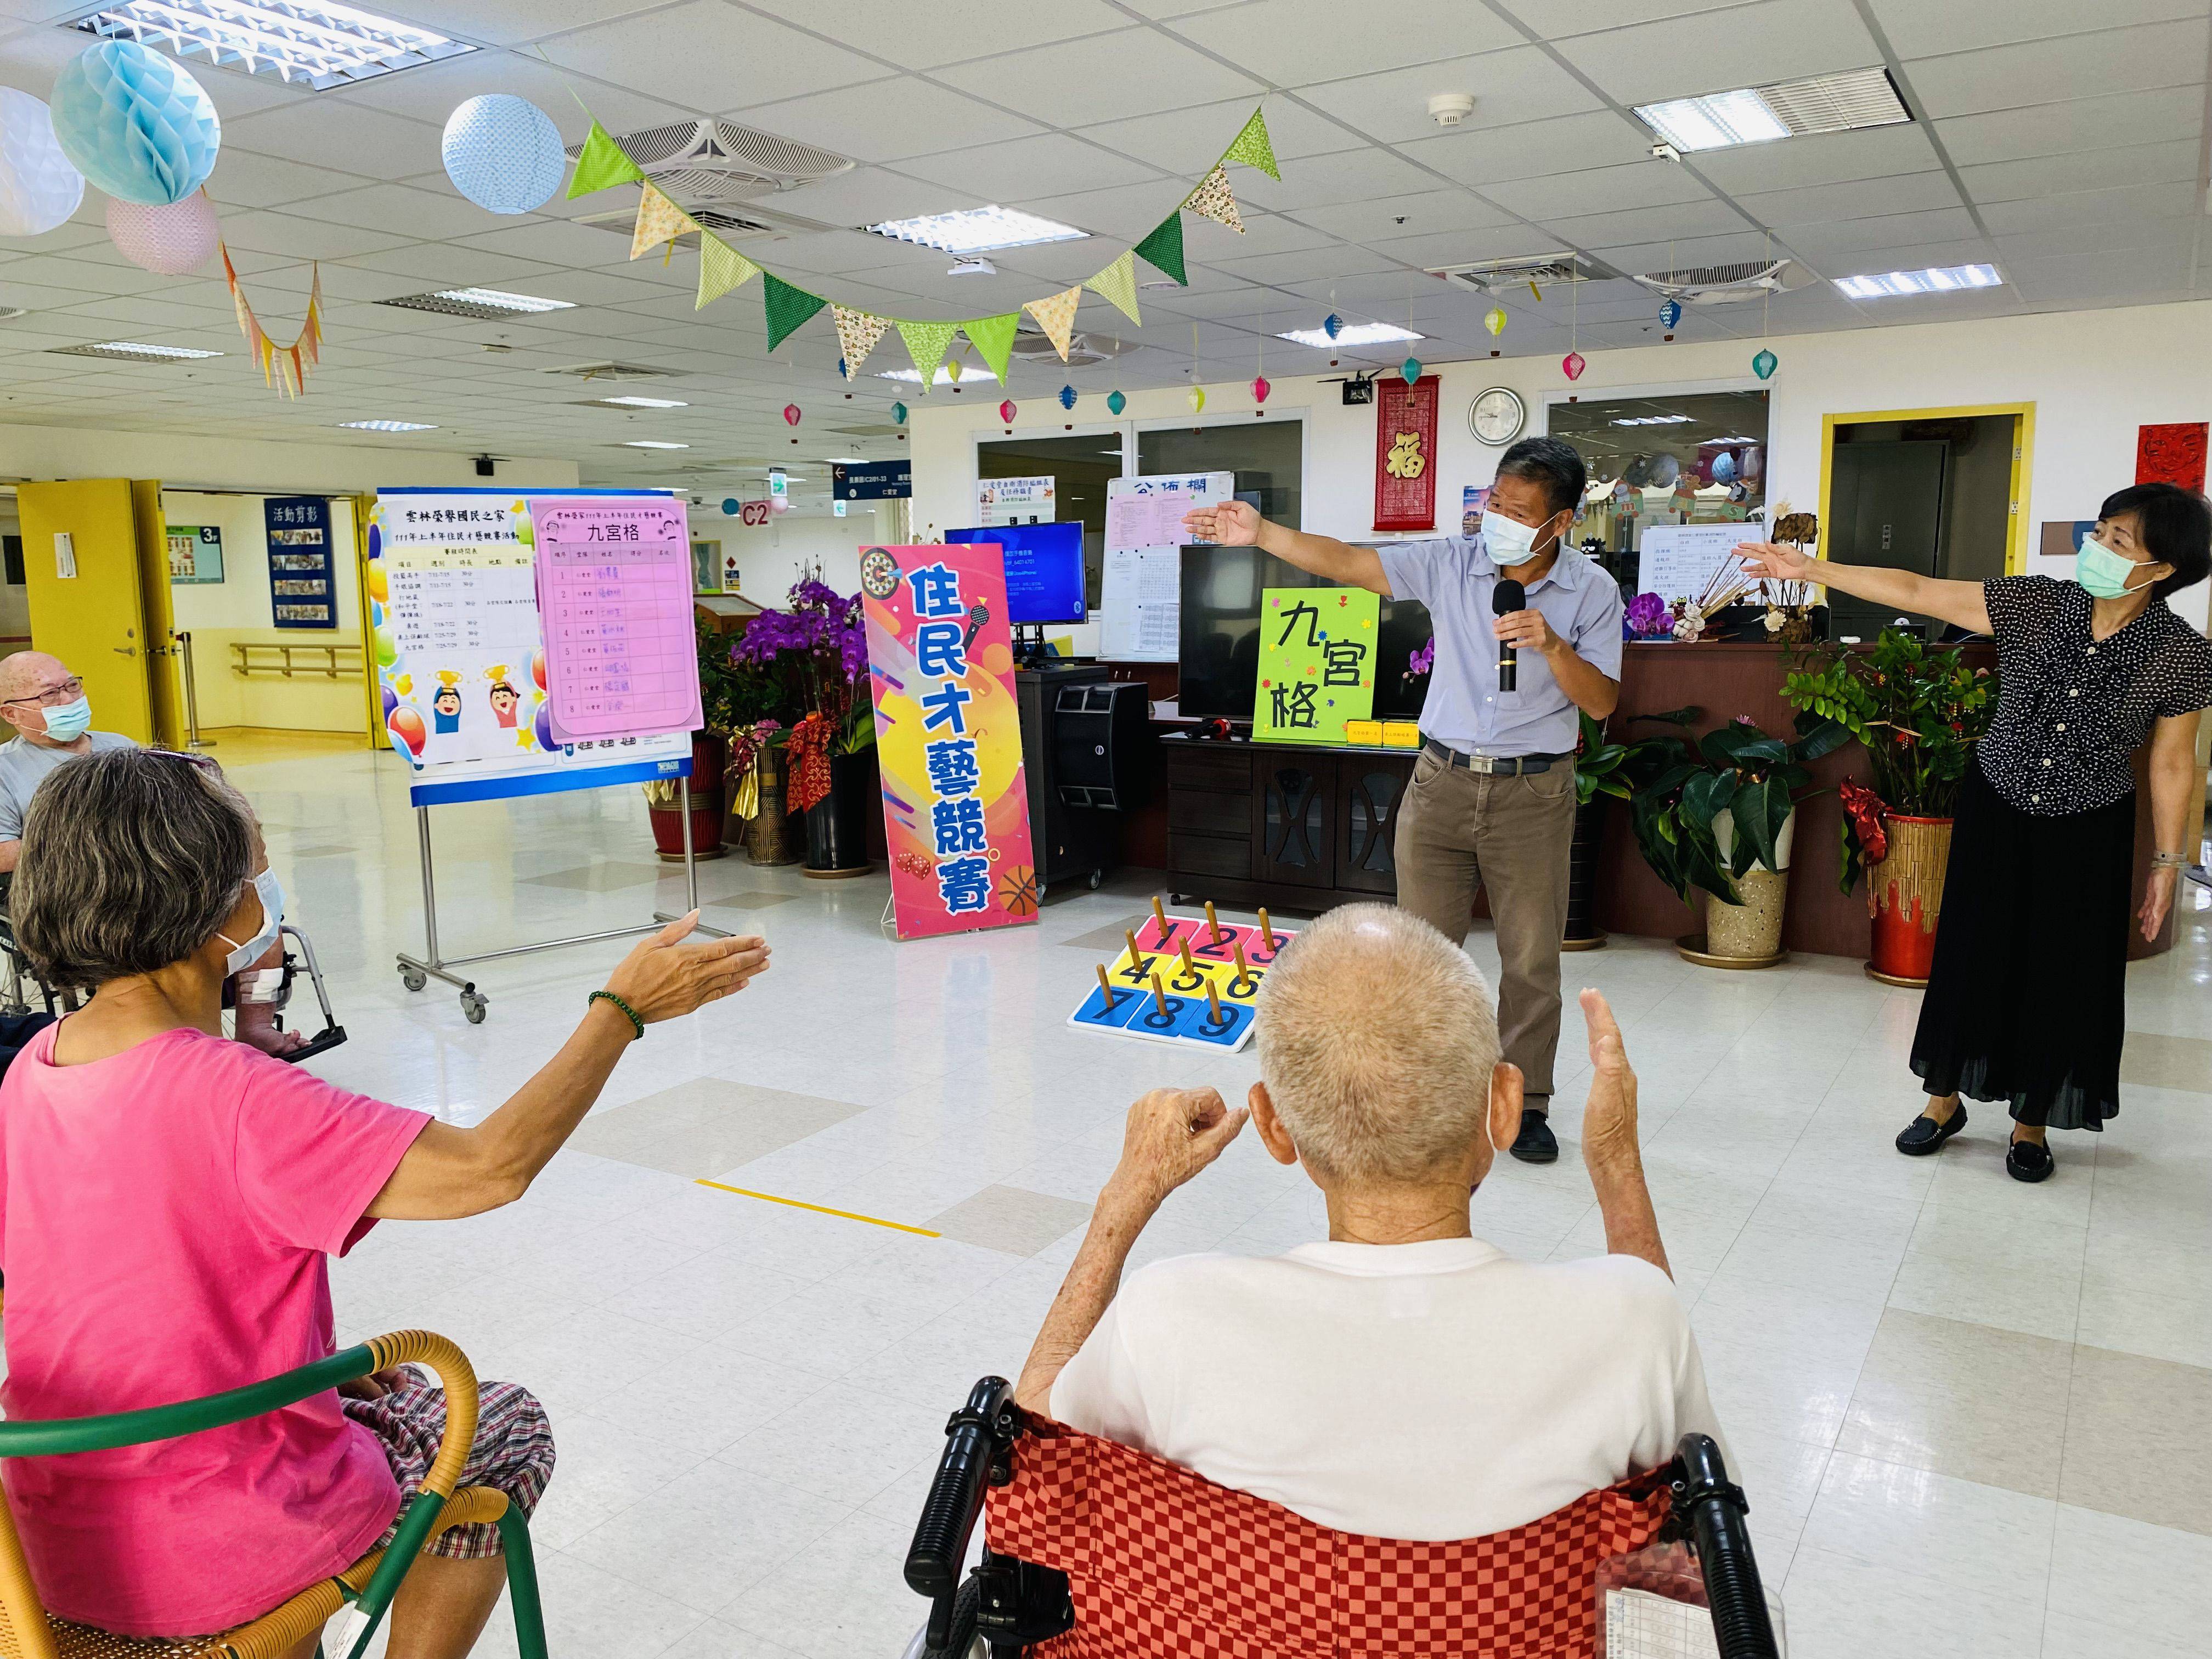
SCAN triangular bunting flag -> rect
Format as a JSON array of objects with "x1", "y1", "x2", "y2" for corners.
[
  {"x1": 832, "y1": 305, "x2": 891, "y2": 376},
  {"x1": 630, "y1": 181, "x2": 693, "y2": 260},
  {"x1": 896, "y1": 319, "x2": 959, "y2": 390},
  {"x1": 1086, "y1": 251, "x2": 1141, "y2": 325},
  {"x1": 695, "y1": 232, "x2": 761, "y2": 309},
  {"x1": 1023, "y1": 286, "x2": 1081, "y2": 360},
  {"x1": 568, "y1": 120, "x2": 645, "y2": 199},
  {"x1": 1223, "y1": 106, "x2": 1280, "y2": 180},
  {"x1": 1183, "y1": 164, "x2": 1244, "y2": 233},
  {"x1": 963, "y1": 312, "x2": 1020, "y2": 382},
  {"x1": 763, "y1": 273, "x2": 827, "y2": 352},
  {"x1": 1133, "y1": 213, "x2": 1187, "y2": 286}
]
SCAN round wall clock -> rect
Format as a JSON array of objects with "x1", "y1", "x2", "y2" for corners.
[{"x1": 1469, "y1": 386, "x2": 1525, "y2": 446}]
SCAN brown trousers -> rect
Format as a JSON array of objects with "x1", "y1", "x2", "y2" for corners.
[{"x1": 1392, "y1": 749, "x2": 1578, "y2": 1101}]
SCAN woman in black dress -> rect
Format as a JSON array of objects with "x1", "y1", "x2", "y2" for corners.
[{"x1": 1739, "y1": 483, "x2": 2211, "y2": 1182}]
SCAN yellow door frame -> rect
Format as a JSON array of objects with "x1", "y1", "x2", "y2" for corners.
[{"x1": 1818, "y1": 402, "x2": 2036, "y2": 575}]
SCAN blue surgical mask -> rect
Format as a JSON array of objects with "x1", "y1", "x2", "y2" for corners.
[
  {"x1": 1483, "y1": 511, "x2": 1555, "y2": 567},
  {"x1": 2074, "y1": 538, "x2": 2153, "y2": 601},
  {"x1": 216, "y1": 870, "x2": 285, "y2": 977},
  {"x1": 40, "y1": 695, "x2": 91, "y2": 743}
]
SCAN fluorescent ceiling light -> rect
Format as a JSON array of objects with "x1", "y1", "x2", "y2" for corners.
[
  {"x1": 52, "y1": 340, "x2": 222, "y2": 361},
  {"x1": 1637, "y1": 66, "x2": 1909, "y2": 152},
  {"x1": 1835, "y1": 263, "x2": 2002, "y2": 300},
  {"x1": 822, "y1": 456, "x2": 870, "y2": 463},
  {"x1": 623, "y1": 440, "x2": 690, "y2": 449},
  {"x1": 73, "y1": 2, "x2": 475, "y2": 91},
  {"x1": 1612, "y1": 414, "x2": 1694, "y2": 426},
  {"x1": 337, "y1": 419, "x2": 437, "y2": 431},
  {"x1": 876, "y1": 365, "x2": 998, "y2": 385},
  {"x1": 1275, "y1": 321, "x2": 1424, "y2": 348},
  {"x1": 590, "y1": 395, "x2": 687, "y2": 409},
  {"x1": 433, "y1": 287, "x2": 573, "y2": 314},
  {"x1": 865, "y1": 205, "x2": 1087, "y2": 255}
]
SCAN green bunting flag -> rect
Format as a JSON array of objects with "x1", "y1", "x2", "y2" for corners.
[
  {"x1": 1133, "y1": 213, "x2": 1187, "y2": 286},
  {"x1": 696, "y1": 233, "x2": 761, "y2": 310},
  {"x1": 567, "y1": 120, "x2": 645, "y2": 199},
  {"x1": 896, "y1": 318, "x2": 960, "y2": 390},
  {"x1": 1086, "y1": 250, "x2": 1141, "y2": 325},
  {"x1": 763, "y1": 273, "x2": 826, "y2": 352},
  {"x1": 1223, "y1": 106, "x2": 1280, "y2": 180},
  {"x1": 963, "y1": 312, "x2": 1020, "y2": 382}
]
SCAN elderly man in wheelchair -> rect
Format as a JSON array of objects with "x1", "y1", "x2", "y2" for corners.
[{"x1": 904, "y1": 904, "x2": 1782, "y2": 1658}]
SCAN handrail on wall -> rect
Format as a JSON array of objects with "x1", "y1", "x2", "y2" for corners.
[{"x1": 229, "y1": 641, "x2": 366, "y2": 681}]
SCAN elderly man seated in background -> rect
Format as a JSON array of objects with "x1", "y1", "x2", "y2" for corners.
[
  {"x1": 1018, "y1": 902, "x2": 1720, "y2": 1541},
  {"x1": 0, "y1": 650, "x2": 302, "y2": 1055}
]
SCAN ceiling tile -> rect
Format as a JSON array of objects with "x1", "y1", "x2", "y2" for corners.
[
  {"x1": 1398, "y1": 110, "x2": 1655, "y2": 187},
  {"x1": 366, "y1": 1, "x2": 698, "y2": 49},
  {"x1": 1485, "y1": 159, "x2": 1716, "y2": 221},
  {"x1": 1735, "y1": 172, "x2": 1964, "y2": 227},
  {"x1": 727, "y1": 78, "x2": 1044, "y2": 165},
  {"x1": 933, "y1": 29, "x2": 1262, "y2": 126},
  {"x1": 340, "y1": 246, "x2": 563, "y2": 287},
  {"x1": 741, "y1": 0, "x2": 1128, "y2": 70},
  {"x1": 1865, "y1": 0, "x2": 2208, "y2": 60},
  {"x1": 1165, "y1": 0, "x2": 1524, "y2": 81},
  {"x1": 1240, "y1": 148, "x2": 1450, "y2": 212},
  {"x1": 1691, "y1": 123, "x2": 1946, "y2": 196},
  {"x1": 205, "y1": 152, "x2": 379, "y2": 212},
  {"x1": 1207, "y1": 245, "x2": 1402, "y2": 284},
  {"x1": 1901, "y1": 18, "x2": 2211, "y2": 118},
  {"x1": 1290, "y1": 190, "x2": 1520, "y2": 244},
  {"x1": 327, "y1": 48, "x2": 690, "y2": 136},
  {"x1": 1770, "y1": 205, "x2": 1981, "y2": 257},
  {"x1": 538, "y1": 2, "x2": 884, "y2": 112},
  {"x1": 1071, "y1": 99, "x2": 1364, "y2": 174},
  {"x1": 1494, "y1": 1, "x2": 1756, "y2": 36},
  {"x1": 894, "y1": 133, "x2": 1161, "y2": 200},
  {"x1": 457, "y1": 219, "x2": 636, "y2": 267},
  {"x1": 1994, "y1": 217, "x2": 2197, "y2": 261},
  {"x1": 225, "y1": 103, "x2": 444, "y2": 181},
  {"x1": 1959, "y1": 139, "x2": 2201, "y2": 207},
  {"x1": 1356, "y1": 224, "x2": 1585, "y2": 271},
  {"x1": 1976, "y1": 181, "x2": 2200, "y2": 235},
  {"x1": 751, "y1": 166, "x2": 959, "y2": 230},
  {"x1": 290, "y1": 183, "x2": 521, "y2": 242},
  {"x1": 219, "y1": 212, "x2": 420, "y2": 262},
  {"x1": 1556, "y1": 0, "x2": 1881, "y2": 104},
  {"x1": 1538, "y1": 198, "x2": 1747, "y2": 247},
  {"x1": 1298, "y1": 46, "x2": 1605, "y2": 146},
  {"x1": 1932, "y1": 86, "x2": 2205, "y2": 166},
  {"x1": 1012, "y1": 180, "x2": 1212, "y2": 240}
]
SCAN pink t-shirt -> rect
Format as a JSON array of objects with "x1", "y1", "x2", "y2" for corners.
[{"x1": 0, "y1": 1023, "x2": 430, "y2": 1634}]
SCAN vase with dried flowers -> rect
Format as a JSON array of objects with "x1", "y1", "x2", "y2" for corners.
[{"x1": 730, "y1": 574, "x2": 876, "y2": 876}]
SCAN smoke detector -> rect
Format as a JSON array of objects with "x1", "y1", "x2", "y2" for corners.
[
  {"x1": 1428, "y1": 92, "x2": 1476, "y2": 128},
  {"x1": 1630, "y1": 259, "x2": 1814, "y2": 304}
]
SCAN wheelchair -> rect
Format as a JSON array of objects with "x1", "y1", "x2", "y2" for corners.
[{"x1": 903, "y1": 1378, "x2": 1784, "y2": 1659}]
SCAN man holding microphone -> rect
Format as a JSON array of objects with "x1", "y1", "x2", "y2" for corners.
[{"x1": 1184, "y1": 436, "x2": 1621, "y2": 1162}]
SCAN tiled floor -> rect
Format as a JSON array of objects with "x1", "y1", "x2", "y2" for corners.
[{"x1": 222, "y1": 740, "x2": 2211, "y2": 1659}]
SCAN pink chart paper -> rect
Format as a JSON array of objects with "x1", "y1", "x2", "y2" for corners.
[{"x1": 533, "y1": 496, "x2": 702, "y2": 743}]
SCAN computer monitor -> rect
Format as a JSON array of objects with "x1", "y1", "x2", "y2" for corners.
[{"x1": 945, "y1": 521, "x2": 1087, "y2": 626}]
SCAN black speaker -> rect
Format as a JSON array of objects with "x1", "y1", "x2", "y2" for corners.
[{"x1": 1053, "y1": 681, "x2": 1149, "y2": 811}]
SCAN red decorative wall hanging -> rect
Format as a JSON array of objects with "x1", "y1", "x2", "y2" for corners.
[
  {"x1": 2135, "y1": 421, "x2": 2207, "y2": 492},
  {"x1": 1373, "y1": 373, "x2": 1440, "y2": 532}
]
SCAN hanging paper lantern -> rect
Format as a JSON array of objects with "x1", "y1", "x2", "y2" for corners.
[
  {"x1": 1058, "y1": 385, "x2": 1077, "y2": 410},
  {"x1": 890, "y1": 401, "x2": 907, "y2": 425},
  {"x1": 441, "y1": 95, "x2": 563, "y2": 216},
  {"x1": 1712, "y1": 450, "x2": 1739, "y2": 485},
  {"x1": 1658, "y1": 298, "x2": 1682, "y2": 330},
  {"x1": 1251, "y1": 374, "x2": 1271, "y2": 404},
  {"x1": 386, "y1": 706, "x2": 425, "y2": 758},
  {"x1": 1187, "y1": 385, "x2": 1206, "y2": 414},
  {"x1": 783, "y1": 403, "x2": 802, "y2": 426},
  {"x1": 1106, "y1": 390, "x2": 1126, "y2": 415},
  {"x1": 998, "y1": 399, "x2": 1017, "y2": 424},
  {"x1": 1562, "y1": 352, "x2": 1586, "y2": 381},
  {"x1": 1483, "y1": 307, "x2": 1506, "y2": 338},
  {"x1": 51, "y1": 40, "x2": 221, "y2": 206},
  {"x1": 1752, "y1": 348, "x2": 1778, "y2": 380},
  {"x1": 1323, "y1": 313, "x2": 1342, "y2": 340},
  {"x1": 0, "y1": 88, "x2": 84, "y2": 238},
  {"x1": 1400, "y1": 357, "x2": 1422, "y2": 385},
  {"x1": 837, "y1": 356, "x2": 849, "y2": 380},
  {"x1": 105, "y1": 190, "x2": 218, "y2": 275},
  {"x1": 945, "y1": 357, "x2": 963, "y2": 384},
  {"x1": 721, "y1": 496, "x2": 741, "y2": 515}
]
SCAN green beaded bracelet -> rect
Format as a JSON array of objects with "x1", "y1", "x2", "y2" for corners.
[{"x1": 589, "y1": 989, "x2": 645, "y2": 1040}]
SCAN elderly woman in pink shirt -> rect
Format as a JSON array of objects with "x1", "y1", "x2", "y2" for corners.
[{"x1": 0, "y1": 749, "x2": 770, "y2": 1656}]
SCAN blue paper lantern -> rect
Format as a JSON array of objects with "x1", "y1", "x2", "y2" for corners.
[
  {"x1": 442, "y1": 95, "x2": 564, "y2": 216},
  {"x1": 1401, "y1": 356, "x2": 1423, "y2": 385},
  {"x1": 721, "y1": 497, "x2": 741, "y2": 516},
  {"x1": 1323, "y1": 313, "x2": 1342, "y2": 340},
  {"x1": 890, "y1": 400, "x2": 908, "y2": 425},
  {"x1": 1058, "y1": 384, "x2": 1077, "y2": 410},
  {"x1": 51, "y1": 40, "x2": 220, "y2": 207},
  {"x1": 1752, "y1": 348, "x2": 1778, "y2": 380},
  {"x1": 1658, "y1": 298, "x2": 1682, "y2": 329},
  {"x1": 1107, "y1": 390, "x2": 1126, "y2": 415},
  {"x1": 1711, "y1": 451, "x2": 1737, "y2": 485}
]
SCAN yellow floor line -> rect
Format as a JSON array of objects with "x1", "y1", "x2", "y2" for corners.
[{"x1": 694, "y1": 1178, "x2": 940, "y2": 1237}]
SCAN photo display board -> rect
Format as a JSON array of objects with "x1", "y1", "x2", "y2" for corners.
[
  {"x1": 370, "y1": 488, "x2": 690, "y2": 808},
  {"x1": 265, "y1": 496, "x2": 336, "y2": 628}
]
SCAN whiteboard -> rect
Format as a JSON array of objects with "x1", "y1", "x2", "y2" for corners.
[
  {"x1": 1105, "y1": 471, "x2": 1235, "y2": 551},
  {"x1": 1635, "y1": 522, "x2": 1757, "y2": 607},
  {"x1": 1099, "y1": 545, "x2": 1180, "y2": 662}
]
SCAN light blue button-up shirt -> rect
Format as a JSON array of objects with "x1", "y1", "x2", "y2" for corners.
[{"x1": 1377, "y1": 534, "x2": 1625, "y2": 757}]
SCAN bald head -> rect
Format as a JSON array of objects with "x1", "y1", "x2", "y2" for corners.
[
  {"x1": 1253, "y1": 903, "x2": 1501, "y2": 1184},
  {"x1": 0, "y1": 652, "x2": 69, "y2": 703}
]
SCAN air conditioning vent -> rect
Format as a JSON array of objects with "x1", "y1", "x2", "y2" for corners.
[
  {"x1": 1430, "y1": 253, "x2": 1607, "y2": 295},
  {"x1": 1630, "y1": 259, "x2": 1813, "y2": 304},
  {"x1": 1010, "y1": 327, "x2": 1111, "y2": 368},
  {"x1": 571, "y1": 201, "x2": 837, "y2": 245},
  {"x1": 566, "y1": 119, "x2": 854, "y2": 199},
  {"x1": 542, "y1": 362, "x2": 682, "y2": 382}
]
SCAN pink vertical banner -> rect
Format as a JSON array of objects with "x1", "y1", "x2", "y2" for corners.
[
  {"x1": 533, "y1": 495, "x2": 702, "y2": 743},
  {"x1": 860, "y1": 543, "x2": 1038, "y2": 941}
]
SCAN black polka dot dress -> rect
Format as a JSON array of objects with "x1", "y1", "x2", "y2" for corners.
[{"x1": 1911, "y1": 577, "x2": 2212, "y2": 1130}]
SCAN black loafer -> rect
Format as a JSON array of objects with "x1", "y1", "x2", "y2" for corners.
[
  {"x1": 2006, "y1": 1136, "x2": 2055, "y2": 1183},
  {"x1": 1895, "y1": 1104, "x2": 1967, "y2": 1156},
  {"x1": 1510, "y1": 1108, "x2": 1558, "y2": 1165}
]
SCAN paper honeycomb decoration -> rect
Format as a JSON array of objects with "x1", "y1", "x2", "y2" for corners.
[
  {"x1": 0, "y1": 88, "x2": 84, "y2": 238},
  {"x1": 51, "y1": 40, "x2": 221, "y2": 206},
  {"x1": 106, "y1": 190, "x2": 218, "y2": 275},
  {"x1": 442, "y1": 95, "x2": 566, "y2": 216}
]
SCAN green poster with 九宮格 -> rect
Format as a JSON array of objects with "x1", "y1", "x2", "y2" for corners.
[{"x1": 1252, "y1": 586, "x2": 1380, "y2": 743}]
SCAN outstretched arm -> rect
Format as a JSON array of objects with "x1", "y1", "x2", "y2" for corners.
[
  {"x1": 1737, "y1": 541, "x2": 1993, "y2": 635},
  {"x1": 1184, "y1": 500, "x2": 1390, "y2": 595}
]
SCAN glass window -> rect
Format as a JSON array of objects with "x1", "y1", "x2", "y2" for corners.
[
  {"x1": 975, "y1": 432, "x2": 1125, "y2": 610},
  {"x1": 1137, "y1": 420, "x2": 1302, "y2": 529},
  {"x1": 1546, "y1": 390, "x2": 1769, "y2": 590}
]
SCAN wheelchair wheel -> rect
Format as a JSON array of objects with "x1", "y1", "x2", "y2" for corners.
[
  {"x1": 1087, "y1": 870, "x2": 1103, "y2": 890},
  {"x1": 899, "y1": 1577, "x2": 986, "y2": 1659},
  {"x1": 460, "y1": 991, "x2": 487, "y2": 1024},
  {"x1": 400, "y1": 967, "x2": 427, "y2": 992}
]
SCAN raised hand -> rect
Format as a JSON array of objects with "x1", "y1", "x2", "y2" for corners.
[
  {"x1": 1736, "y1": 540, "x2": 1815, "y2": 584},
  {"x1": 603, "y1": 912, "x2": 771, "y2": 1025},
  {"x1": 1183, "y1": 499, "x2": 1261, "y2": 546},
  {"x1": 1578, "y1": 988, "x2": 1641, "y2": 1178},
  {"x1": 1108, "y1": 1086, "x2": 1249, "y2": 1209}
]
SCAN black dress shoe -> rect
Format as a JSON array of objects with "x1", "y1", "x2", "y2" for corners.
[
  {"x1": 1510, "y1": 1108, "x2": 1558, "y2": 1164},
  {"x1": 2006, "y1": 1136, "x2": 2055, "y2": 1183},
  {"x1": 1895, "y1": 1104, "x2": 1967, "y2": 1156}
]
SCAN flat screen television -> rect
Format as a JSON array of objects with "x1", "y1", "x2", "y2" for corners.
[
  {"x1": 1178, "y1": 544, "x2": 1434, "y2": 723},
  {"x1": 945, "y1": 522, "x2": 1087, "y2": 625}
]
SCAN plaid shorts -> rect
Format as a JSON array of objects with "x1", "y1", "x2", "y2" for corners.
[{"x1": 342, "y1": 1368, "x2": 555, "y2": 1560}]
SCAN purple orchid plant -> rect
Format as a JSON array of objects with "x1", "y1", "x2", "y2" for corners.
[
  {"x1": 729, "y1": 575, "x2": 875, "y2": 754},
  {"x1": 1625, "y1": 591, "x2": 1673, "y2": 639}
]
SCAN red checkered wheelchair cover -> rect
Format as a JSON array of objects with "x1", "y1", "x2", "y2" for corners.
[{"x1": 985, "y1": 1416, "x2": 1675, "y2": 1658}]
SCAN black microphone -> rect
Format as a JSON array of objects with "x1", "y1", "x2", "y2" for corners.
[{"x1": 1493, "y1": 578, "x2": 1526, "y2": 693}]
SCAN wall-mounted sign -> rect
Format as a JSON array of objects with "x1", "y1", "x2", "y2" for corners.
[
  {"x1": 168, "y1": 523, "x2": 223, "y2": 584},
  {"x1": 264, "y1": 495, "x2": 335, "y2": 629},
  {"x1": 833, "y1": 461, "x2": 911, "y2": 501},
  {"x1": 977, "y1": 475, "x2": 1053, "y2": 525},
  {"x1": 738, "y1": 499, "x2": 771, "y2": 526}
]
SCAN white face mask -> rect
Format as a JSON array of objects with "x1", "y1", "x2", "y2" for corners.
[
  {"x1": 1483, "y1": 509, "x2": 1558, "y2": 566},
  {"x1": 215, "y1": 870, "x2": 285, "y2": 977}
]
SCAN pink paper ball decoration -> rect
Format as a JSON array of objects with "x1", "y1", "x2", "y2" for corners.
[
  {"x1": 1562, "y1": 351, "x2": 1587, "y2": 381},
  {"x1": 106, "y1": 190, "x2": 218, "y2": 275},
  {"x1": 998, "y1": 399, "x2": 1017, "y2": 424},
  {"x1": 782, "y1": 403, "x2": 801, "y2": 426},
  {"x1": 1251, "y1": 374, "x2": 1271, "y2": 404}
]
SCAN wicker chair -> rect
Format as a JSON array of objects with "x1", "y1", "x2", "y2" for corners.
[{"x1": 0, "y1": 1329, "x2": 548, "y2": 1659}]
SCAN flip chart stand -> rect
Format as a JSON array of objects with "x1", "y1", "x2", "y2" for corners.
[{"x1": 395, "y1": 776, "x2": 728, "y2": 1023}]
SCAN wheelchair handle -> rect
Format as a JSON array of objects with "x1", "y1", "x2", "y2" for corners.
[
  {"x1": 907, "y1": 1377, "x2": 1018, "y2": 1607},
  {"x1": 1673, "y1": 1432, "x2": 1780, "y2": 1659}
]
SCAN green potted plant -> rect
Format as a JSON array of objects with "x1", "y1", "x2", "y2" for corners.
[
  {"x1": 643, "y1": 616, "x2": 747, "y2": 862},
  {"x1": 1625, "y1": 708, "x2": 1849, "y2": 964},
  {"x1": 1781, "y1": 630, "x2": 1996, "y2": 984}
]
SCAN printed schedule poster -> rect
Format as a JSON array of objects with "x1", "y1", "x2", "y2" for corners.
[
  {"x1": 1252, "y1": 585, "x2": 1380, "y2": 744},
  {"x1": 369, "y1": 488, "x2": 690, "y2": 808},
  {"x1": 265, "y1": 496, "x2": 336, "y2": 628},
  {"x1": 532, "y1": 496, "x2": 702, "y2": 744},
  {"x1": 860, "y1": 543, "x2": 1038, "y2": 941}
]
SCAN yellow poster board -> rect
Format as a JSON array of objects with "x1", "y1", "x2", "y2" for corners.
[{"x1": 1251, "y1": 585, "x2": 1379, "y2": 743}]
